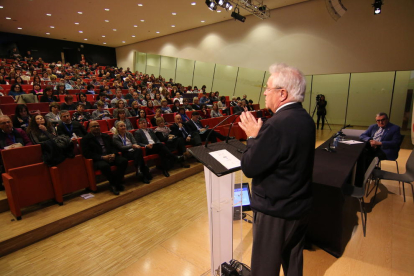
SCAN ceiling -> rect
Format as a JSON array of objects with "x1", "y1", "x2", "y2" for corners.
[{"x1": 0, "y1": 0, "x2": 308, "y2": 48}]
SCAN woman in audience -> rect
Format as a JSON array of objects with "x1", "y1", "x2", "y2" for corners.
[
  {"x1": 113, "y1": 121, "x2": 152, "y2": 184},
  {"x1": 129, "y1": 101, "x2": 141, "y2": 117},
  {"x1": 77, "y1": 92, "x2": 93, "y2": 109},
  {"x1": 7, "y1": 71, "x2": 16, "y2": 82},
  {"x1": 209, "y1": 92, "x2": 218, "y2": 102},
  {"x1": 165, "y1": 93, "x2": 173, "y2": 104},
  {"x1": 47, "y1": 75, "x2": 59, "y2": 89},
  {"x1": 171, "y1": 100, "x2": 181, "y2": 113},
  {"x1": 153, "y1": 93, "x2": 162, "y2": 106},
  {"x1": 141, "y1": 93, "x2": 152, "y2": 107},
  {"x1": 8, "y1": 84, "x2": 25, "y2": 100},
  {"x1": 30, "y1": 75, "x2": 42, "y2": 85},
  {"x1": 72, "y1": 104, "x2": 91, "y2": 123},
  {"x1": 145, "y1": 101, "x2": 156, "y2": 116},
  {"x1": 12, "y1": 104, "x2": 31, "y2": 130},
  {"x1": 151, "y1": 108, "x2": 164, "y2": 127},
  {"x1": 210, "y1": 103, "x2": 223, "y2": 118},
  {"x1": 199, "y1": 104, "x2": 211, "y2": 119},
  {"x1": 40, "y1": 86, "x2": 59, "y2": 102},
  {"x1": 41, "y1": 72, "x2": 50, "y2": 82},
  {"x1": 192, "y1": 97, "x2": 201, "y2": 110},
  {"x1": 0, "y1": 75, "x2": 8, "y2": 85},
  {"x1": 15, "y1": 76, "x2": 25, "y2": 86},
  {"x1": 60, "y1": 95, "x2": 76, "y2": 110},
  {"x1": 242, "y1": 99, "x2": 253, "y2": 111},
  {"x1": 45, "y1": 102, "x2": 61, "y2": 125},
  {"x1": 72, "y1": 78, "x2": 85, "y2": 90},
  {"x1": 178, "y1": 107, "x2": 190, "y2": 122},
  {"x1": 114, "y1": 109, "x2": 133, "y2": 131},
  {"x1": 26, "y1": 114, "x2": 56, "y2": 144},
  {"x1": 30, "y1": 83, "x2": 43, "y2": 95},
  {"x1": 91, "y1": 101, "x2": 112, "y2": 120},
  {"x1": 160, "y1": 99, "x2": 172, "y2": 114},
  {"x1": 217, "y1": 96, "x2": 230, "y2": 115},
  {"x1": 137, "y1": 109, "x2": 152, "y2": 127},
  {"x1": 56, "y1": 84, "x2": 67, "y2": 95},
  {"x1": 113, "y1": 99, "x2": 131, "y2": 118}
]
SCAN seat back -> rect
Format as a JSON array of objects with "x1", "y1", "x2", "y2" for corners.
[
  {"x1": 364, "y1": 157, "x2": 379, "y2": 186},
  {"x1": 26, "y1": 102, "x2": 50, "y2": 113},
  {"x1": 404, "y1": 149, "x2": 414, "y2": 176},
  {"x1": 1, "y1": 145, "x2": 43, "y2": 172},
  {"x1": 0, "y1": 96, "x2": 15, "y2": 104},
  {"x1": 0, "y1": 103, "x2": 17, "y2": 115},
  {"x1": 342, "y1": 129, "x2": 365, "y2": 140}
]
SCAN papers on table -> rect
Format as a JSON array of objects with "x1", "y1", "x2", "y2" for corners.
[
  {"x1": 80, "y1": 193, "x2": 95, "y2": 200},
  {"x1": 339, "y1": 140, "x2": 364, "y2": 145},
  {"x1": 209, "y1": 149, "x2": 241, "y2": 170}
]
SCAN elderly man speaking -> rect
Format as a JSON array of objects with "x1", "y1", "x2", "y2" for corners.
[{"x1": 239, "y1": 63, "x2": 315, "y2": 276}]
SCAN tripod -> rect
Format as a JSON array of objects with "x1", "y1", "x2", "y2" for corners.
[{"x1": 311, "y1": 102, "x2": 331, "y2": 131}]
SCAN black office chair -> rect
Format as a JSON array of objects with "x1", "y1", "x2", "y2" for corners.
[
  {"x1": 344, "y1": 157, "x2": 379, "y2": 237},
  {"x1": 373, "y1": 149, "x2": 414, "y2": 202}
]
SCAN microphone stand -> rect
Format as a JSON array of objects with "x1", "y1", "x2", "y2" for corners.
[{"x1": 204, "y1": 111, "x2": 242, "y2": 148}]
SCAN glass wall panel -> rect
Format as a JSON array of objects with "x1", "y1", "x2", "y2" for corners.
[
  {"x1": 175, "y1": 58, "x2": 195, "y2": 87},
  {"x1": 212, "y1": 64, "x2": 238, "y2": 98},
  {"x1": 311, "y1": 74, "x2": 350, "y2": 126},
  {"x1": 257, "y1": 71, "x2": 271, "y2": 109},
  {"x1": 193, "y1": 61, "x2": 215, "y2": 92},
  {"x1": 391, "y1": 71, "x2": 411, "y2": 128},
  {"x1": 234, "y1": 67, "x2": 266, "y2": 106},
  {"x1": 160, "y1": 56, "x2": 177, "y2": 82},
  {"x1": 303, "y1": 75, "x2": 313, "y2": 114},
  {"x1": 146, "y1": 54, "x2": 161, "y2": 76},
  {"x1": 346, "y1": 72, "x2": 395, "y2": 127},
  {"x1": 135, "y1": 52, "x2": 146, "y2": 74}
]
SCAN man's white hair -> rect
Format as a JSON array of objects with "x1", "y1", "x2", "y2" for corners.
[{"x1": 268, "y1": 63, "x2": 306, "y2": 102}]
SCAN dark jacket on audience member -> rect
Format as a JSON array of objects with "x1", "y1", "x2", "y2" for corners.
[
  {"x1": 81, "y1": 132, "x2": 119, "y2": 162},
  {"x1": 134, "y1": 128, "x2": 160, "y2": 147},
  {"x1": 56, "y1": 121, "x2": 87, "y2": 138}
]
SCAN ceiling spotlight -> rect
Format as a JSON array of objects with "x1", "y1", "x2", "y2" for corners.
[
  {"x1": 103, "y1": 42, "x2": 107, "y2": 44},
  {"x1": 132, "y1": 35, "x2": 136, "y2": 37},
  {"x1": 6, "y1": 17, "x2": 11, "y2": 20},
  {"x1": 217, "y1": 10, "x2": 221, "y2": 13},
  {"x1": 0, "y1": 6, "x2": 3, "y2": 8},
  {"x1": 46, "y1": 14, "x2": 52, "y2": 16},
  {"x1": 138, "y1": 4, "x2": 143, "y2": 6},
  {"x1": 105, "y1": 20, "x2": 109, "y2": 22},
  {"x1": 156, "y1": 31, "x2": 160, "y2": 33},
  {"x1": 134, "y1": 25, "x2": 138, "y2": 27},
  {"x1": 79, "y1": 31, "x2": 83, "y2": 33},
  {"x1": 78, "y1": 12, "x2": 83, "y2": 14},
  {"x1": 372, "y1": 0, "x2": 382, "y2": 14},
  {"x1": 258, "y1": 5, "x2": 267, "y2": 12},
  {"x1": 75, "y1": 22, "x2": 79, "y2": 25},
  {"x1": 84, "y1": 39, "x2": 88, "y2": 41},
  {"x1": 50, "y1": 26, "x2": 55, "y2": 28},
  {"x1": 201, "y1": 20, "x2": 205, "y2": 23},
  {"x1": 218, "y1": 0, "x2": 225, "y2": 5},
  {"x1": 122, "y1": 41, "x2": 126, "y2": 43},
  {"x1": 225, "y1": 2, "x2": 233, "y2": 10},
  {"x1": 102, "y1": 35, "x2": 106, "y2": 37},
  {"x1": 46, "y1": 33, "x2": 50, "y2": 35},
  {"x1": 17, "y1": 27, "x2": 22, "y2": 30},
  {"x1": 171, "y1": 25, "x2": 176, "y2": 27},
  {"x1": 140, "y1": 19, "x2": 145, "y2": 22},
  {"x1": 191, "y1": 2, "x2": 196, "y2": 5},
  {"x1": 172, "y1": 12, "x2": 177, "y2": 15},
  {"x1": 113, "y1": 29, "x2": 117, "y2": 31},
  {"x1": 206, "y1": 0, "x2": 217, "y2": 11},
  {"x1": 231, "y1": 8, "x2": 246, "y2": 22},
  {"x1": 105, "y1": 8, "x2": 110, "y2": 11}
]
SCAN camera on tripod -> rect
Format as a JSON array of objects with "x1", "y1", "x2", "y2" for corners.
[{"x1": 316, "y1": 94, "x2": 324, "y2": 102}]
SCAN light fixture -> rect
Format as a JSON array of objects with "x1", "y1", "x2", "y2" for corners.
[
  {"x1": 113, "y1": 29, "x2": 117, "y2": 31},
  {"x1": 102, "y1": 35, "x2": 106, "y2": 37},
  {"x1": 50, "y1": 26, "x2": 55, "y2": 28},
  {"x1": 46, "y1": 33, "x2": 50, "y2": 35},
  {"x1": 225, "y1": 2, "x2": 233, "y2": 10},
  {"x1": 0, "y1": 6, "x2": 3, "y2": 8},
  {"x1": 79, "y1": 31, "x2": 83, "y2": 33},
  {"x1": 205, "y1": 0, "x2": 217, "y2": 11},
  {"x1": 372, "y1": 0, "x2": 382, "y2": 14},
  {"x1": 105, "y1": 20, "x2": 109, "y2": 22},
  {"x1": 156, "y1": 31, "x2": 160, "y2": 33},
  {"x1": 172, "y1": 12, "x2": 177, "y2": 15},
  {"x1": 138, "y1": 3, "x2": 143, "y2": 6},
  {"x1": 75, "y1": 22, "x2": 79, "y2": 25},
  {"x1": 6, "y1": 17, "x2": 11, "y2": 20},
  {"x1": 132, "y1": 35, "x2": 136, "y2": 37},
  {"x1": 231, "y1": 8, "x2": 246, "y2": 22},
  {"x1": 191, "y1": 2, "x2": 196, "y2": 5},
  {"x1": 46, "y1": 13, "x2": 52, "y2": 16},
  {"x1": 201, "y1": 20, "x2": 205, "y2": 23},
  {"x1": 217, "y1": 10, "x2": 222, "y2": 13},
  {"x1": 134, "y1": 25, "x2": 138, "y2": 27},
  {"x1": 105, "y1": 8, "x2": 110, "y2": 11},
  {"x1": 84, "y1": 39, "x2": 88, "y2": 41},
  {"x1": 122, "y1": 41, "x2": 126, "y2": 43},
  {"x1": 17, "y1": 27, "x2": 22, "y2": 30},
  {"x1": 258, "y1": 5, "x2": 267, "y2": 12},
  {"x1": 171, "y1": 25, "x2": 176, "y2": 27},
  {"x1": 103, "y1": 42, "x2": 107, "y2": 44},
  {"x1": 140, "y1": 19, "x2": 145, "y2": 22},
  {"x1": 78, "y1": 12, "x2": 83, "y2": 14}
]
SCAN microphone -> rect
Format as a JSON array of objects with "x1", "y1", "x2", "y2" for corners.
[{"x1": 204, "y1": 111, "x2": 243, "y2": 148}]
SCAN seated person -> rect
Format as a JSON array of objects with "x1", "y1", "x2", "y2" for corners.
[
  {"x1": 45, "y1": 102, "x2": 62, "y2": 125},
  {"x1": 232, "y1": 100, "x2": 244, "y2": 113},
  {"x1": 12, "y1": 104, "x2": 31, "y2": 131},
  {"x1": 191, "y1": 97, "x2": 202, "y2": 111},
  {"x1": 242, "y1": 99, "x2": 253, "y2": 111},
  {"x1": 172, "y1": 92, "x2": 183, "y2": 104},
  {"x1": 128, "y1": 92, "x2": 142, "y2": 107},
  {"x1": 160, "y1": 99, "x2": 173, "y2": 114},
  {"x1": 0, "y1": 115, "x2": 32, "y2": 149},
  {"x1": 134, "y1": 118, "x2": 183, "y2": 177},
  {"x1": 170, "y1": 114, "x2": 202, "y2": 146},
  {"x1": 56, "y1": 84, "x2": 68, "y2": 95},
  {"x1": 72, "y1": 104, "x2": 92, "y2": 123},
  {"x1": 8, "y1": 84, "x2": 25, "y2": 101},
  {"x1": 92, "y1": 101, "x2": 112, "y2": 120},
  {"x1": 85, "y1": 84, "x2": 96, "y2": 94},
  {"x1": 57, "y1": 110, "x2": 87, "y2": 139},
  {"x1": 230, "y1": 96, "x2": 238, "y2": 107},
  {"x1": 30, "y1": 83, "x2": 43, "y2": 95},
  {"x1": 81, "y1": 121, "x2": 128, "y2": 195},
  {"x1": 186, "y1": 111, "x2": 229, "y2": 143},
  {"x1": 110, "y1": 88, "x2": 124, "y2": 108},
  {"x1": 114, "y1": 109, "x2": 133, "y2": 131},
  {"x1": 130, "y1": 101, "x2": 141, "y2": 117},
  {"x1": 217, "y1": 96, "x2": 230, "y2": 115},
  {"x1": 113, "y1": 121, "x2": 152, "y2": 184},
  {"x1": 154, "y1": 117, "x2": 190, "y2": 168},
  {"x1": 182, "y1": 99, "x2": 193, "y2": 111},
  {"x1": 94, "y1": 93, "x2": 110, "y2": 109},
  {"x1": 26, "y1": 114, "x2": 57, "y2": 144},
  {"x1": 40, "y1": 86, "x2": 59, "y2": 102},
  {"x1": 171, "y1": 100, "x2": 181, "y2": 113},
  {"x1": 199, "y1": 104, "x2": 210, "y2": 119},
  {"x1": 360, "y1": 112, "x2": 402, "y2": 162},
  {"x1": 151, "y1": 108, "x2": 164, "y2": 127},
  {"x1": 112, "y1": 99, "x2": 131, "y2": 118},
  {"x1": 210, "y1": 103, "x2": 223, "y2": 118},
  {"x1": 199, "y1": 93, "x2": 211, "y2": 105},
  {"x1": 78, "y1": 93, "x2": 93, "y2": 109},
  {"x1": 178, "y1": 107, "x2": 190, "y2": 123},
  {"x1": 145, "y1": 101, "x2": 156, "y2": 116},
  {"x1": 60, "y1": 95, "x2": 77, "y2": 111},
  {"x1": 137, "y1": 109, "x2": 152, "y2": 127}
]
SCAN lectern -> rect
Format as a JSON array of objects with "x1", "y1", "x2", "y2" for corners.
[{"x1": 189, "y1": 139, "x2": 246, "y2": 275}]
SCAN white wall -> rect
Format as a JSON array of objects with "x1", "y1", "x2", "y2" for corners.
[{"x1": 116, "y1": 0, "x2": 414, "y2": 75}]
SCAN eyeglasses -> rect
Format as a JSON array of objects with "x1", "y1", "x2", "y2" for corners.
[{"x1": 376, "y1": 119, "x2": 387, "y2": 123}]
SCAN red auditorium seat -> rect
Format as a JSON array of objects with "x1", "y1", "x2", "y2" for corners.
[
  {"x1": 27, "y1": 102, "x2": 50, "y2": 113},
  {"x1": 0, "y1": 104, "x2": 17, "y2": 115},
  {"x1": 1, "y1": 145, "x2": 43, "y2": 172},
  {"x1": 0, "y1": 96, "x2": 15, "y2": 104}
]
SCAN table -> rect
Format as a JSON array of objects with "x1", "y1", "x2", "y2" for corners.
[{"x1": 306, "y1": 139, "x2": 367, "y2": 257}]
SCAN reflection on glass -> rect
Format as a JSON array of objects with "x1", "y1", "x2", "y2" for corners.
[
  {"x1": 193, "y1": 61, "x2": 215, "y2": 92},
  {"x1": 176, "y1": 58, "x2": 194, "y2": 87},
  {"x1": 135, "y1": 52, "x2": 146, "y2": 74},
  {"x1": 213, "y1": 64, "x2": 238, "y2": 98},
  {"x1": 160, "y1": 56, "x2": 177, "y2": 82},
  {"x1": 146, "y1": 54, "x2": 161, "y2": 77},
  {"x1": 235, "y1": 67, "x2": 265, "y2": 105}
]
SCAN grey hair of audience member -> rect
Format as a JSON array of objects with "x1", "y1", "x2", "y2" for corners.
[
  {"x1": 376, "y1": 112, "x2": 389, "y2": 119},
  {"x1": 268, "y1": 63, "x2": 306, "y2": 103},
  {"x1": 114, "y1": 120, "x2": 126, "y2": 135}
]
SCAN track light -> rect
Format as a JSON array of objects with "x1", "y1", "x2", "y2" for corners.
[
  {"x1": 231, "y1": 8, "x2": 246, "y2": 22},
  {"x1": 372, "y1": 0, "x2": 382, "y2": 14},
  {"x1": 225, "y1": 2, "x2": 233, "y2": 10},
  {"x1": 206, "y1": 0, "x2": 217, "y2": 11}
]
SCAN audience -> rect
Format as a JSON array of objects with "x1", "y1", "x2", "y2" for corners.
[
  {"x1": 72, "y1": 104, "x2": 92, "y2": 123},
  {"x1": 12, "y1": 104, "x2": 31, "y2": 131},
  {"x1": 56, "y1": 110, "x2": 87, "y2": 139},
  {"x1": 112, "y1": 99, "x2": 131, "y2": 118},
  {"x1": 60, "y1": 95, "x2": 76, "y2": 110},
  {"x1": 26, "y1": 114, "x2": 56, "y2": 144},
  {"x1": 45, "y1": 102, "x2": 61, "y2": 125},
  {"x1": 186, "y1": 111, "x2": 229, "y2": 143},
  {"x1": 92, "y1": 101, "x2": 112, "y2": 120},
  {"x1": 114, "y1": 109, "x2": 133, "y2": 131},
  {"x1": 0, "y1": 115, "x2": 32, "y2": 149}
]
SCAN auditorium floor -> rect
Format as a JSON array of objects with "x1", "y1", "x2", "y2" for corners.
[{"x1": 0, "y1": 126, "x2": 413, "y2": 276}]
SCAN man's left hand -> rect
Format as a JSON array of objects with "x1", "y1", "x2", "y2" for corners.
[
  {"x1": 239, "y1": 111, "x2": 263, "y2": 138},
  {"x1": 370, "y1": 140, "x2": 382, "y2": 148}
]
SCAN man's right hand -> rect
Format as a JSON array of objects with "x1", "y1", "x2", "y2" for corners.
[
  {"x1": 178, "y1": 123, "x2": 183, "y2": 128},
  {"x1": 146, "y1": 144, "x2": 153, "y2": 149}
]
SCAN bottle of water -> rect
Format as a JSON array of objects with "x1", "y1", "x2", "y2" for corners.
[{"x1": 333, "y1": 135, "x2": 339, "y2": 149}]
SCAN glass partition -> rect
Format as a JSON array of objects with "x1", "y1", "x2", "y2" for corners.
[
  {"x1": 212, "y1": 64, "x2": 238, "y2": 97},
  {"x1": 175, "y1": 58, "x2": 194, "y2": 86},
  {"x1": 303, "y1": 75, "x2": 313, "y2": 114},
  {"x1": 391, "y1": 71, "x2": 413, "y2": 128},
  {"x1": 135, "y1": 52, "x2": 146, "y2": 74},
  {"x1": 160, "y1": 56, "x2": 177, "y2": 82},
  {"x1": 146, "y1": 54, "x2": 161, "y2": 77},
  {"x1": 234, "y1": 67, "x2": 266, "y2": 105},
  {"x1": 346, "y1": 72, "x2": 395, "y2": 126},
  {"x1": 193, "y1": 61, "x2": 215, "y2": 92},
  {"x1": 312, "y1": 74, "x2": 350, "y2": 125}
]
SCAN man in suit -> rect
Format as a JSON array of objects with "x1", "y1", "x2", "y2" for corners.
[
  {"x1": 81, "y1": 121, "x2": 128, "y2": 195},
  {"x1": 170, "y1": 114, "x2": 202, "y2": 146},
  {"x1": 56, "y1": 110, "x2": 87, "y2": 139},
  {"x1": 360, "y1": 112, "x2": 402, "y2": 161},
  {"x1": 134, "y1": 118, "x2": 183, "y2": 177},
  {"x1": 239, "y1": 63, "x2": 315, "y2": 276},
  {"x1": 185, "y1": 112, "x2": 229, "y2": 143},
  {"x1": 232, "y1": 100, "x2": 244, "y2": 114}
]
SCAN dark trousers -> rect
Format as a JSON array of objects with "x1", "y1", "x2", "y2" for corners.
[
  {"x1": 199, "y1": 130, "x2": 227, "y2": 143},
  {"x1": 122, "y1": 149, "x2": 145, "y2": 169},
  {"x1": 93, "y1": 155, "x2": 128, "y2": 187},
  {"x1": 166, "y1": 137, "x2": 187, "y2": 155},
  {"x1": 146, "y1": 143, "x2": 177, "y2": 170},
  {"x1": 316, "y1": 114, "x2": 325, "y2": 129},
  {"x1": 251, "y1": 211, "x2": 309, "y2": 276}
]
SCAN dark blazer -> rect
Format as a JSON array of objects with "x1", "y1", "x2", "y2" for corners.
[
  {"x1": 40, "y1": 95, "x2": 59, "y2": 103},
  {"x1": 170, "y1": 123, "x2": 191, "y2": 139},
  {"x1": 113, "y1": 132, "x2": 137, "y2": 152},
  {"x1": 360, "y1": 122, "x2": 402, "y2": 160},
  {"x1": 56, "y1": 121, "x2": 87, "y2": 138},
  {"x1": 81, "y1": 132, "x2": 118, "y2": 161},
  {"x1": 241, "y1": 103, "x2": 315, "y2": 219},
  {"x1": 134, "y1": 128, "x2": 160, "y2": 147},
  {"x1": 191, "y1": 104, "x2": 201, "y2": 111},
  {"x1": 185, "y1": 119, "x2": 204, "y2": 134}
]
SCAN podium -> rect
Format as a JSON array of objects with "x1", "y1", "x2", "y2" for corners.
[{"x1": 189, "y1": 139, "x2": 247, "y2": 275}]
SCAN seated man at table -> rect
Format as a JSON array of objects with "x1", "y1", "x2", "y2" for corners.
[
  {"x1": 81, "y1": 121, "x2": 128, "y2": 195},
  {"x1": 186, "y1": 112, "x2": 230, "y2": 143},
  {"x1": 360, "y1": 112, "x2": 402, "y2": 162}
]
